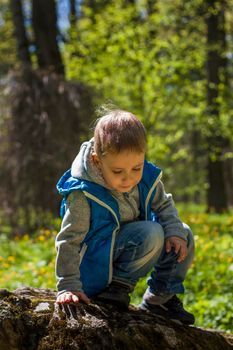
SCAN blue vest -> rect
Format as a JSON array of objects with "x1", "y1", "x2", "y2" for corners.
[{"x1": 57, "y1": 160, "x2": 161, "y2": 296}]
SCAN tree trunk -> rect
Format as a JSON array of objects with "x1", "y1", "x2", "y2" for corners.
[
  {"x1": 10, "y1": 0, "x2": 31, "y2": 65},
  {"x1": 69, "y1": 0, "x2": 77, "y2": 26},
  {"x1": 206, "y1": 0, "x2": 229, "y2": 212},
  {"x1": 32, "y1": 0, "x2": 64, "y2": 75},
  {"x1": 0, "y1": 287, "x2": 232, "y2": 350}
]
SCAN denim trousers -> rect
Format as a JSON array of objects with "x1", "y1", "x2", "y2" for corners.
[{"x1": 112, "y1": 221, "x2": 195, "y2": 295}]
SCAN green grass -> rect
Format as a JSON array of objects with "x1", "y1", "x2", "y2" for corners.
[{"x1": 0, "y1": 205, "x2": 232, "y2": 332}]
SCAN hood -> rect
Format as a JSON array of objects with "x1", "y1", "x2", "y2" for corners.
[{"x1": 71, "y1": 139, "x2": 108, "y2": 188}]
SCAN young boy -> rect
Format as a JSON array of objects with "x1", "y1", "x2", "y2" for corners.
[{"x1": 56, "y1": 108, "x2": 195, "y2": 325}]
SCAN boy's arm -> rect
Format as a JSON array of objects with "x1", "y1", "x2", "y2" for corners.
[
  {"x1": 151, "y1": 180, "x2": 188, "y2": 241},
  {"x1": 55, "y1": 191, "x2": 90, "y2": 295}
]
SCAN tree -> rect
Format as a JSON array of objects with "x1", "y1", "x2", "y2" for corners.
[
  {"x1": 0, "y1": 287, "x2": 232, "y2": 350},
  {"x1": 32, "y1": 0, "x2": 64, "y2": 75},
  {"x1": 9, "y1": 0, "x2": 31, "y2": 66},
  {"x1": 0, "y1": 0, "x2": 94, "y2": 231},
  {"x1": 0, "y1": 1, "x2": 17, "y2": 74},
  {"x1": 69, "y1": 0, "x2": 77, "y2": 27},
  {"x1": 9, "y1": 0, "x2": 64, "y2": 74},
  {"x1": 205, "y1": 0, "x2": 231, "y2": 212}
]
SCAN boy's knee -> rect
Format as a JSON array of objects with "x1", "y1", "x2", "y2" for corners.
[
  {"x1": 144, "y1": 222, "x2": 164, "y2": 251},
  {"x1": 183, "y1": 223, "x2": 195, "y2": 256},
  {"x1": 183, "y1": 223, "x2": 194, "y2": 243}
]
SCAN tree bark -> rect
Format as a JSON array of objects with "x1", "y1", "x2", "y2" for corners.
[
  {"x1": 0, "y1": 287, "x2": 232, "y2": 350},
  {"x1": 32, "y1": 0, "x2": 64, "y2": 75},
  {"x1": 10, "y1": 0, "x2": 31, "y2": 65},
  {"x1": 70, "y1": 0, "x2": 77, "y2": 26},
  {"x1": 2, "y1": 67, "x2": 93, "y2": 231},
  {"x1": 206, "y1": 0, "x2": 229, "y2": 212}
]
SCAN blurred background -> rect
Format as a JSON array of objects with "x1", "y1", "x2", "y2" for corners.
[{"x1": 0, "y1": 0, "x2": 232, "y2": 333}]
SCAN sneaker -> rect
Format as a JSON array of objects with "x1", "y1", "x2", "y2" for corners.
[
  {"x1": 93, "y1": 281, "x2": 131, "y2": 309},
  {"x1": 140, "y1": 295, "x2": 195, "y2": 325}
]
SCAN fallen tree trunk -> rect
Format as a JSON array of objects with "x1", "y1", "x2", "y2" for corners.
[{"x1": 0, "y1": 287, "x2": 232, "y2": 350}]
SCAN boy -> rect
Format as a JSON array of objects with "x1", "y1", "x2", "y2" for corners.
[{"x1": 56, "y1": 108, "x2": 195, "y2": 325}]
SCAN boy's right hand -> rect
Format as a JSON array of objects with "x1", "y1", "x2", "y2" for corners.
[{"x1": 56, "y1": 291, "x2": 91, "y2": 305}]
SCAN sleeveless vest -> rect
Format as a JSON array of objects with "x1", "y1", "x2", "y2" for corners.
[{"x1": 57, "y1": 160, "x2": 161, "y2": 296}]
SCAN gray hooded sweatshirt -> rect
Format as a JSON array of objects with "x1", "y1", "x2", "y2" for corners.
[{"x1": 55, "y1": 139, "x2": 188, "y2": 294}]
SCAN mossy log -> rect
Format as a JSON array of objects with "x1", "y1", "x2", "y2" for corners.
[{"x1": 0, "y1": 287, "x2": 232, "y2": 350}]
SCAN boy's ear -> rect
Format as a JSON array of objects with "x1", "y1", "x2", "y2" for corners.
[{"x1": 91, "y1": 152, "x2": 101, "y2": 167}]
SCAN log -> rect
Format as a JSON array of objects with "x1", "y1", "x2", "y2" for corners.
[{"x1": 0, "y1": 287, "x2": 232, "y2": 350}]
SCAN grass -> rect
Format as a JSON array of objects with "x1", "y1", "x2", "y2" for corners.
[{"x1": 0, "y1": 205, "x2": 232, "y2": 332}]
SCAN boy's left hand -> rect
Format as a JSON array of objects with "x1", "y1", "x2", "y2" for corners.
[{"x1": 165, "y1": 236, "x2": 187, "y2": 263}]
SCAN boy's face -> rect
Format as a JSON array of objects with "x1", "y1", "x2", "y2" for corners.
[{"x1": 93, "y1": 150, "x2": 145, "y2": 193}]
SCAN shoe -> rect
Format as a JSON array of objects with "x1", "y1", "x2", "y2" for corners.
[
  {"x1": 140, "y1": 295, "x2": 195, "y2": 325},
  {"x1": 93, "y1": 281, "x2": 131, "y2": 309}
]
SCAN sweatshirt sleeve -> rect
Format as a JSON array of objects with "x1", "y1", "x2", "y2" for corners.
[
  {"x1": 151, "y1": 180, "x2": 188, "y2": 241},
  {"x1": 55, "y1": 191, "x2": 90, "y2": 295}
]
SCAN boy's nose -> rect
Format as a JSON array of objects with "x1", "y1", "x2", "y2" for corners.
[
  {"x1": 122, "y1": 173, "x2": 131, "y2": 182},
  {"x1": 121, "y1": 173, "x2": 134, "y2": 185}
]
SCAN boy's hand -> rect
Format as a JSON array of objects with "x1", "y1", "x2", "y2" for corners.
[
  {"x1": 56, "y1": 291, "x2": 91, "y2": 319},
  {"x1": 165, "y1": 236, "x2": 187, "y2": 263},
  {"x1": 56, "y1": 291, "x2": 91, "y2": 304}
]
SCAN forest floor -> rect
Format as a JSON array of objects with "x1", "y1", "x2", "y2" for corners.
[{"x1": 0, "y1": 204, "x2": 232, "y2": 333}]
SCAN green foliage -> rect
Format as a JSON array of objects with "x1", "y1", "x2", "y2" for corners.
[
  {"x1": 0, "y1": 206, "x2": 232, "y2": 332},
  {"x1": 62, "y1": 1, "x2": 213, "y2": 202},
  {"x1": 0, "y1": 0, "x2": 17, "y2": 74},
  {"x1": 0, "y1": 228, "x2": 57, "y2": 290},
  {"x1": 63, "y1": 0, "x2": 233, "y2": 203}
]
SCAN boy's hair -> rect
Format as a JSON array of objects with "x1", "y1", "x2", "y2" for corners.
[{"x1": 93, "y1": 107, "x2": 146, "y2": 157}]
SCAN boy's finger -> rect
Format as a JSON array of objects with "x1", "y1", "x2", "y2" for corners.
[
  {"x1": 56, "y1": 295, "x2": 66, "y2": 304},
  {"x1": 174, "y1": 241, "x2": 181, "y2": 254},
  {"x1": 166, "y1": 240, "x2": 171, "y2": 253},
  {"x1": 81, "y1": 295, "x2": 91, "y2": 304},
  {"x1": 65, "y1": 294, "x2": 72, "y2": 302},
  {"x1": 71, "y1": 294, "x2": 80, "y2": 303},
  {"x1": 178, "y1": 245, "x2": 187, "y2": 262}
]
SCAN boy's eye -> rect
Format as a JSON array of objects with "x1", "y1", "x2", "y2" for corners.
[
  {"x1": 112, "y1": 170, "x2": 122, "y2": 174},
  {"x1": 112, "y1": 168, "x2": 142, "y2": 174},
  {"x1": 133, "y1": 168, "x2": 142, "y2": 171}
]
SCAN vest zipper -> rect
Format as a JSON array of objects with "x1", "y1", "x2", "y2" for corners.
[{"x1": 123, "y1": 192, "x2": 138, "y2": 219}]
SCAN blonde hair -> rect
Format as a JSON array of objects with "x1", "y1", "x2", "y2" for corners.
[{"x1": 93, "y1": 107, "x2": 146, "y2": 157}]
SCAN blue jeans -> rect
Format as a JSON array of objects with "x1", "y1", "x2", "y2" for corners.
[{"x1": 112, "y1": 221, "x2": 194, "y2": 295}]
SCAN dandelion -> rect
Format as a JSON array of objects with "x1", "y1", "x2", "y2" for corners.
[
  {"x1": 3, "y1": 263, "x2": 10, "y2": 268},
  {"x1": 7, "y1": 256, "x2": 15, "y2": 262},
  {"x1": 39, "y1": 267, "x2": 46, "y2": 275}
]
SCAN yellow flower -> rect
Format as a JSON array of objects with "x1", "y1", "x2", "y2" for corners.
[
  {"x1": 3, "y1": 263, "x2": 10, "y2": 268},
  {"x1": 38, "y1": 235, "x2": 45, "y2": 242},
  {"x1": 7, "y1": 256, "x2": 15, "y2": 262}
]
